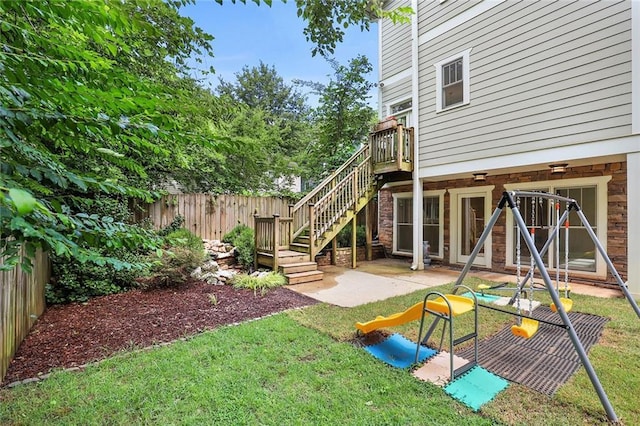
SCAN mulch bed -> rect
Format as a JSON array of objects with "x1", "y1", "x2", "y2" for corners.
[{"x1": 2, "y1": 280, "x2": 318, "y2": 386}]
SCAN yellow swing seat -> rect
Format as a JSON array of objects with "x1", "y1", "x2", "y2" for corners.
[
  {"x1": 511, "y1": 317, "x2": 539, "y2": 339},
  {"x1": 550, "y1": 297, "x2": 573, "y2": 313}
]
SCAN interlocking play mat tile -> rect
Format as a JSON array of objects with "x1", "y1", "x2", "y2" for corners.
[
  {"x1": 412, "y1": 351, "x2": 470, "y2": 386},
  {"x1": 444, "y1": 366, "x2": 509, "y2": 411},
  {"x1": 363, "y1": 333, "x2": 436, "y2": 369}
]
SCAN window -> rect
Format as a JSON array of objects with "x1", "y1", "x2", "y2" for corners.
[
  {"x1": 434, "y1": 49, "x2": 472, "y2": 112},
  {"x1": 504, "y1": 176, "x2": 611, "y2": 277},
  {"x1": 393, "y1": 191, "x2": 445, "y2": 258},
  {"x1": 442, "y1": 58, "x2": 463, "y2": 107},
  {"x1": 389, "y1": 98, "x2": 412, "y2": 127}
]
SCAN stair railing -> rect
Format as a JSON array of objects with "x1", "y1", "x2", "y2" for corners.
[
  {"x1": 290, "y1": 144, "x2": 371, "y2": 242},
  {"x1": 307, "y1": 154, "x2": 375, "y2": 259}
]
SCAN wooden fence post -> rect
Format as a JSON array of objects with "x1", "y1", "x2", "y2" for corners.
[
  {"x1": 253, "y1": 213, "x2": 259, "y2": 271},
  {"x1": 273, "y1": 214, "x2": 280, "y2": 272}
]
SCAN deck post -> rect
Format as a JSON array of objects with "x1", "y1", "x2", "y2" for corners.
[
  {"x1": 365, "y1": 201, "x2": 373, "y2": 261},
  {"x1": 331, "y1": 236, "x2": 337, "y2": 265},
  {"x1": 308, "y1": 203, "x2": 316, "y2": 262},
  {"x1": 397, "y1": 124, "x2": 404, "y2": 171},
  {"x1": 351, "y1": 215, "x2": 357, "y2": 269}
]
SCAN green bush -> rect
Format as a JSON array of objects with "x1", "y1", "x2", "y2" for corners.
[
  {"x1": 336, "y1": 223, "x2": 366, "y2": 248},
  {"x1": 222, "y1": 224, "x2": 251, "y2": 244},
  {"x1": 165, "y1": 228, "x2": 205, "y2": 253},
  {"x1": 46, "y1": 248, "x2": 147, "y2": 304},
  {"x1": 140, "y1": 228, "x2": 206, "y2": 290},
  {"x1": 231, "y1": 271, "x2": 286, "y2": 295},
  {"x1": 223, "y1": 224, "x2": 255, "y2": 268},
  {"x1": 158, "y1": 214, "x2": 185, "y2": 237}
]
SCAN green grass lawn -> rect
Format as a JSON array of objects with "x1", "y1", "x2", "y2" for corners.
[{"x1": 2, "y1": 278, "x2": 639, "y2": 425}]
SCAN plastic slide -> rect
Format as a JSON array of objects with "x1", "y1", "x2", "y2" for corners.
[{"x1": 355, "y1": 302, "x2": 425, "y2": 334}]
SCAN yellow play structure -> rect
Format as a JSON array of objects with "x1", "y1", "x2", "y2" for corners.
[{"x1": 355, "y1": 294, "x2": 476, "y2": 335}]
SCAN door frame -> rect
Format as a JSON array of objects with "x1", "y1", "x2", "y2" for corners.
[{"x1": 448, "y1": 185, "x2": 494, "y2": 267}]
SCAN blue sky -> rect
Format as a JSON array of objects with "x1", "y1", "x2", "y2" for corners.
[{"x1": 180, "y1": 1, "x2": 379, "y2": 105}]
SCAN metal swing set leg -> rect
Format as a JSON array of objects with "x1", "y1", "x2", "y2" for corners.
[{"x1": 424, "y1": 191, "x2": 639, "y2": 423}]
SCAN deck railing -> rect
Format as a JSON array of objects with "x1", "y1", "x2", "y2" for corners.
[
  {"x1": 289, "y1": 144, "x2": 371, "y2": 242},
  {"x1": 370, "y1": 124, "x2": 414, "y2": 174},
  {"x1": 254, "y1": 214, "x2": 292, "y2": 270}
]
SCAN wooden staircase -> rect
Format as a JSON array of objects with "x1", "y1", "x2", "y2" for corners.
[{"x1": 254, "y1": 123, "x2": 414, "y2": 285}]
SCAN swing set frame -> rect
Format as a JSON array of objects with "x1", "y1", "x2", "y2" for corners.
[{"x1": 442, "y1": 190, "x2": 640, "y2": 422}]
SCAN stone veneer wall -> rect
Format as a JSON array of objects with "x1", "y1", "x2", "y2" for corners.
[{"x1": 378, "y1": 161, "x2": 627, "y2": 287}]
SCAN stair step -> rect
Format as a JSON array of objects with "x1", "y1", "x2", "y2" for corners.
[
  {"x1": 276, "y1": 250, "x2": 310, "y2": 265},
  {"x1": 279, "y1": 262, "x2": 317, "y2": 274},
  {"x1": 289, "y1": 242, "x2": 310, "y2": 253},
  {"x1": 286, "y1": 270, "x2": 324, "y2": 285}
]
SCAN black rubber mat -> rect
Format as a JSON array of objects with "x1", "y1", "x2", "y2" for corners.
[{"x1": 457, "y1": 306, "x2": 608, "y2": 395}]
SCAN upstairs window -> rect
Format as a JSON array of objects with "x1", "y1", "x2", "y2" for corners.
[
  {"x1": 442, "y1": 58, "x2": 463, "y2": 107},
  {"x1": 435, "y1": 49, "x2": 472, "y2": 112}
]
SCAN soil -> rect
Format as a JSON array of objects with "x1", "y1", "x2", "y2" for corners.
[{"x1": 2, "y1": 280, "x2": 318, "y2": 386}]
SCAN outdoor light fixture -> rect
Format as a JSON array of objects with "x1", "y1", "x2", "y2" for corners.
[
  {"x1": 473, "y1": 172, "x2": 487, "y2": 182},
  {"x1": 549, "y1": 163, "x2": 568, "y2": 175}
]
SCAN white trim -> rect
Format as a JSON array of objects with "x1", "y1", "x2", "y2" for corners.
[
  {"x1": 448, "y1": 185, "x2": 495, "y2": 267},
  {"x1": 418, "y1": 0, "x2": 506, "y2": 45},
  {"x1": 411, "y1": 0, "x2": 423, "y2": 270},
  {"x1": 379, "y1": 69, "x2": 412, "y2": 89},
  {"x1": 380, "y1": 180, "x2": 413, "y2": 189},
  {"x1": 392, "y1": 190, "x2": 446, "y2": 259},
  {"x1": 633, "y1": 0, "x2": 640, "y2": 134},
  {"x1": 418, "y1": 134, "x2": 640, "y2": 179},
  {"x1": 434, "y1": 49, "x2": 472, "y2": 113},
  {"x1": 378, "y1": 13, "x2": 384, "y2": 119},
  {"x1": 628, "y1": 153, "x2": 640, "y2": 297},
  {"x1": 503, "y1": 176, "x2": 611, "y2": 279}
]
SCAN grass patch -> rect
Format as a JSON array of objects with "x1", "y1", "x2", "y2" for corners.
[
  {"x1": 0, "y1": 315, "x2": 494, "y2": 425},
  {"x1": 288, "y1": 279, "x2": 640, "y2": 425},
  {"x1": 231, "y1": 271, "x2": 286, "y2": 295},
  {"x1": 3, "y1": 276, "x2": 640, "y2": 425}
]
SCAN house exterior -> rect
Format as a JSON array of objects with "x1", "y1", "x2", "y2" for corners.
[{"x1": 376, "y1": 0, "x2": 640, "y2": 297}]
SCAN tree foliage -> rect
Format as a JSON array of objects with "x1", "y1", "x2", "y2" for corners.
[
  {"x1": 0, "y1": 0, "x2": 218, "y2": 271},
  {"x1": 297, "y1": 55, "x2": 377, "y2": 179},
  {"x1": 215, "y1": 62, "x2": 312, "y2": 193},
  {"x1": 215, "y1": 0, "x2": 412, "y2": 57}
]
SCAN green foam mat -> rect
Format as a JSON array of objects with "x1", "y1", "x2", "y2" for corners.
[{"x1": 444, "y1": 366, "x2": 509, "y2": 411}]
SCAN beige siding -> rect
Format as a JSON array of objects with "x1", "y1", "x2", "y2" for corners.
[
  {"x1": 382, "y1": 76, "x2": 412, "y2": 114},
  {"x1": 381, "y1": 0, "x2": 412, "y2": 80},
  {"x1": 416, "y1": 0, "x2": 632, "y2": 166}
]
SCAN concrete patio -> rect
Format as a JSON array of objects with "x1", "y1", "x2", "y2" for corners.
[{"x1": 286, "y1": 258, "x2": 623, "y2": 307}]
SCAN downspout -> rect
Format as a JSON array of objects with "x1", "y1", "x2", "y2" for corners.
[
  {"x1": 629, "y1": 0, "x2": 640, "y2": 297},
  {"x1": 410, "y1": 0, "x2": 424, "y2": 270}
]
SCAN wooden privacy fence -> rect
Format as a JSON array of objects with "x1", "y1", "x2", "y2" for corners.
[
  {"x1": 132, "y1": 194, "x2": 295, "y2": 240},
  {"x1": 1, "y1": 249, "x2": 49, "y2": 382}
]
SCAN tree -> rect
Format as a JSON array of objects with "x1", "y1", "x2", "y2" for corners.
[
  {"x1": 0, "y1": 0, "x2": 220, "y2": 271},
  {"x1": 298, "y1": 55, "x2": 377, "y2": 179},
  {"x1": 214, "y1": 0, "x2": 412, "y2": 57},
  {"x1": 215, "y1": 62, "x2": 313, "y2": 192}
]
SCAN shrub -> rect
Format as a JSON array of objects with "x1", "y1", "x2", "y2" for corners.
[
  {"x1": 46, "y1": 248, "x2": 147, "y2": 304},
  {"x1": 165, "y1": 228, "x2": 205, "y2": 254},
  {"x1": 140, "y1": 228, "x2": 206, "y2": 290},
  {"x1": 158, "y1": 214, "x2": 185, "y2": 236},
  {"x1": 222, "y1": 224, "x2": 251, "y2": 244},
  {"x1": 231, "y1": 272, "x2": 286, "y2": 296},
  {"x1": 336, "y1": 223, "x2": 366, "y2": 248},
  {"x1": 223, "y1": 224, "x2": 255, "y2": 268}
]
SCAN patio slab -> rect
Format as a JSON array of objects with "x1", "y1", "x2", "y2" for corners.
[{"x1": 286, "y1": 258, "x2": 624, "y2": 307}]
